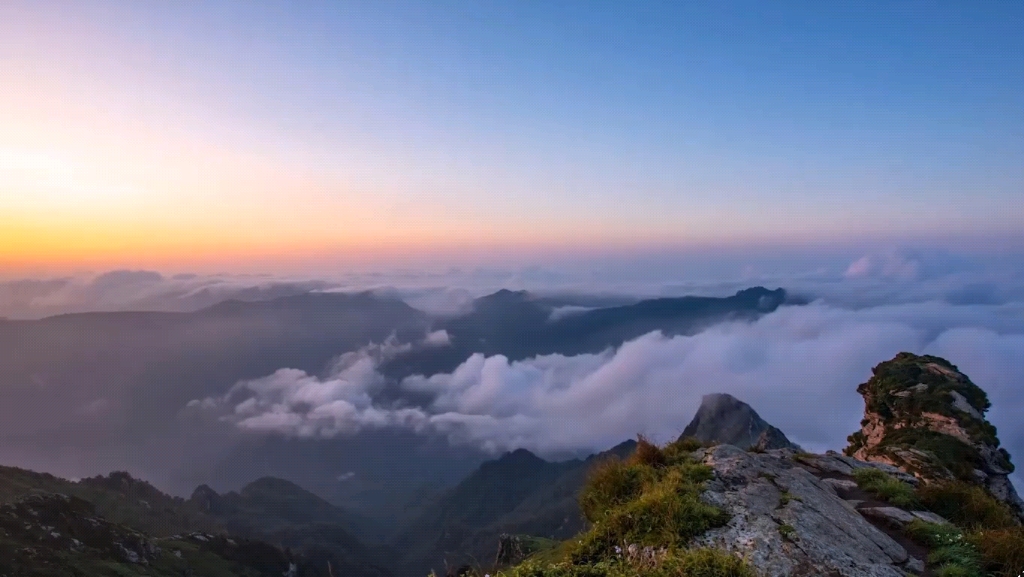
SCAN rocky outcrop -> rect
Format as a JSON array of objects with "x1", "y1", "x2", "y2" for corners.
[
  {"x1": 682, "y1": 393, "x2": 800, "y2": 451},
  {"x1": 844, "y1": 352, "x2": 1024, "y2": 520},
  {"x1": 693, "y1": 445, "x2": 923, "y2": 577}
]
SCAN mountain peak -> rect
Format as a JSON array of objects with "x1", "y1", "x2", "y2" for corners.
[
  {"x1": 845, "y1": 351, "x2": 1024, "y2": 520},
  {"x1": 733, "y1": 287, "x2": 787, "y2": 310},
  {"x1": 681, "y1": 393, "x2": 799, "y2": 451},
  {"x1": 475, "y1": 289, "x2": 534, "y2": 305},
  {"x1": 496, "y1": 448, "x2": 546, "y2": 466}
]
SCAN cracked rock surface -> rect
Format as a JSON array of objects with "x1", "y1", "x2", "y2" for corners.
[{"x1": 693, "y1": 445, "x2": 916, "y2": 577}]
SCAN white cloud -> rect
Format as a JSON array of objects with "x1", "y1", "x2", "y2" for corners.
[
  {"x1": 195, "y1": 299, "x2": 1024, "y2": 491},
  {"x1": 548, "y1": 305, "x2": 596, "y2": 321},
  {"x1": 844, "y1": 252, "x2": 920, "y2": 280},
  {"x1": 423, "y1": 329, "x2": 452, "y2": 347}
]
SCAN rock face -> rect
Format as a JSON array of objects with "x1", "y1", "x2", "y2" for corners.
[
  {"x1": 682, "y1": 393, "x2": 800, "y2": 451},
  {"x1": 694, "y1": 445, "x2": 920, "y2": 577},
  {"x1": 844, "y1": 352, "x2": 1024, "y2": 520}
]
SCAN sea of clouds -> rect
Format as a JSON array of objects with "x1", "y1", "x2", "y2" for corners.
[
  {"x1": 175, "y1": 249, "x2": 1024, "y2": 491},
  {"x1": 6, "y1": 248, "x2": 1024, "y2": 490}
]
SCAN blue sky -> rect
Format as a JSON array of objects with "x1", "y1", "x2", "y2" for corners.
[{"x1": 1, "y1": 1, "x2": 1022, "y2": 272}]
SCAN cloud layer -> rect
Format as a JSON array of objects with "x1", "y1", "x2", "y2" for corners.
[{"x1": 193, "y1": 297, "x2": 1024, "y2": 490}]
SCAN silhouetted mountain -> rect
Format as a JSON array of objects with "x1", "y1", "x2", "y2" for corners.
[
  {"x1": 681, "y1": 393, "x2": 799, "y2": 450},
  {"x1": 186, "y1": 477, "x2": 395, "y2": 575},
  {"x1": 391, "y1": 441, "x2": 638, "y2": 576},
  {"x1": 0, "y1": 291, "x2": 434, "y2": 494},
  {"x1": 383, "y1": 287, "x2": 791, "y2": 378},
  {"x1": 0, "y1": 286, "x2": 798, "y2": 527},
  {"x1": 188, "y1": 476, "x2": 381, "y2": 541}
]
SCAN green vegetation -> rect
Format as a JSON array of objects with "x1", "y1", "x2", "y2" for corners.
[
  {"x1": 845, "y1": 353, "x2": 1016, "y2": 478},
  {"x1": 904, "y1": 520, "x2": 983, "y2": 577},
  {"x1": 904, "y1": 483, "x2": 1024, "y2": 577},
  {"x1": 851, "y1": 468, "x2": 920, "y2": 509},
  {"x1": 490, "y1": 437, "x2": 750, "y2": 577},
  {"x1": 878, "y1": 428, "x2": 988, "y2": 481},
  {"x1": 777, "y1": 524, "x2": 796, "y2": 541},
  {"x1": 917, "y1": 481, "x2": 1018, "y2": 530},
  {"x1": 966, "y1": 527, "x2": 1024, "y2": 577},
  {"x1": 777, "y1": 491, "x2": 801, "y2": 508},
  {"x1": 791, "y1": 451, "x2": 815, "y2": 463}
]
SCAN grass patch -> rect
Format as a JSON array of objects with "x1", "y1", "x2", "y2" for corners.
[
  {"x1": 905, "y1": 520, "x2": 984, "y2": 577},
  {"x1": 916, "y1": 481, "x2": 1018, "y2": 530},
  {"x1": 578, "y1": 459, "x2": 651, "y2": 524},
  {"x1": 662, "y1": 436, "x2": 706, "y2": 460},
  {"x1": 852, "y1": 468, "x2": 920, "y2": 509},
  {"x1": 909, "y1": 482, "x2": 1024, "y2": 576},
  {"x1": 496, "y1": 436, "x2": 750, "y2": 577},
  {"x1": 777, "y1": 524, "x2": 797, "y2": 541},
  {"x1": 966, "y1": 527, "x2": 1024, "y2": 577},
  {"x1": 571, "y1": 469, "x2": 728, "y2": 564},
  {"x1": 628, "y1": 435, "x2": 668, "y2": 469}
]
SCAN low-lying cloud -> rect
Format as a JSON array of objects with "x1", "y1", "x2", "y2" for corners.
[{"x1": 193, "y1": 298, "x2": 1024, "y2": 490}]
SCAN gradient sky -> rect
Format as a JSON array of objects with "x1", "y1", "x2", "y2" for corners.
[{"x1": 2, "y1": 1, "x2": 1023, "y2": 274}]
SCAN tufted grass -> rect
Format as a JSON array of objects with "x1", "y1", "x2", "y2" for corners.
[
  {"x1": 496, "y1": 436, "x2": 750, "y2": 577},
  {"x1": 852, "y1": 468, "x2": 920, "y2": 509}
]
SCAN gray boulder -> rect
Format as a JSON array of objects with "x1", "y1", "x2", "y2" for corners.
[{"x1": 693, "y1": 445, "x2": 918, "y2": 577}]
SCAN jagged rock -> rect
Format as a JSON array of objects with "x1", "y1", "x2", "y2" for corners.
[
  {"x1": 189, "y1": 484, "x2": 221, "y2": 512},
  {"x1": 908, "y1": 511, "x2": 950, "y2": 525},
  {"x1": 857, "y1": 507, "x2": 948, "y2": 529},
  {"x1": 821, "y1": 478, "x2": 858, "y2": 492},
  {"x1": 694, "y1": 444, "x2": 910, "y2": 577},
  {"x1": 682, "y1": 393, "x2": 800, "y2": 451},
  {"x1": 797, "y1": 451, "x2": 919, "y2": 486},
  {"x1": 844, "y1": 352, "x2": 1024, "y2": 521},
  {"x1": 494, "y1": 534, "x2": 526, "y2": 566}
]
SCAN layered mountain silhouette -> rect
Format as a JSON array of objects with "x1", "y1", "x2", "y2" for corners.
[
  {"x1": 390, "y1": 441, "x2": 639, "y2": 576},
  {"x1": 0, "y1": 465, "x2": 392, "y2": 576},
  {"x1": 383, "y1": 287, "x2": 789, "y2": 378},
  {"x1": 0, "y1": 286, "x2": 794, "y2": 522}
]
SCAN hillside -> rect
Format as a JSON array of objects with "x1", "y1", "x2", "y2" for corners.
[
  {"x1": 0, "y1": 467, "x2": 392, "y2": 577},
  {"x1": 0, "y1": 492, "x2": 306, "y2": 577},
  {"x1": 391, "y1": 442, "x2": 642, "y2": 575}
]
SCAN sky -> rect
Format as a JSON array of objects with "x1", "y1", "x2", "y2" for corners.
[{"x1": 1, "y1": 1, "x2": 1022, "y2": 275}]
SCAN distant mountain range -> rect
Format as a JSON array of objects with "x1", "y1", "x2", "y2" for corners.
[
  {"x1": 0, "y1": 285, "x2": 797, "y2": 567},
  {"x1": 382, "y1": 287, "x2": 789, "y2": 378},
  {"x1": 390, "y1": 441, "x2": 639, "y2": 575}
]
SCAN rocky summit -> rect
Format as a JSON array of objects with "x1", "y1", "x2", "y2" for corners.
[
  {"x1": 681, "y1": 393, "x2": 800, "y2": 451},
  {"x1": 844, "y1": 352, "x2": 1024, "y2": 521},
  {"x1": 693, "y1": 445, "x2": 927, "y2": 577}
]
